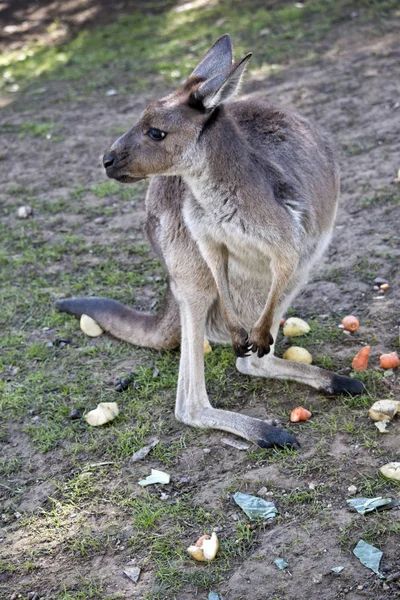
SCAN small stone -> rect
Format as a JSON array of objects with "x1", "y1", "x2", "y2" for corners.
[
  {"x1": 312, "y1": 573, "x2": 323, "y2": 584},
  {"x1": 373, "y1": 285, "x2": 380, "y2": 290},
  {"x1": 123, "y1": 565, "x2": 141, "y2": 583},
  {"x1": 373, "y1": 277, "x2": 388, "y2": 286},
  {"x1": 308, "y1": 482, "x2": 316, "y2": 490},
  {"x1": 347, "y1": 485, "x2": 357, "y2": 495},
  {"x1": 17, "y1": 205, "x2": 33, "y2": 218},
  {"x1": 94, "y1": 216, "x2": 106, "y2": 224},
  {"x1": 10, "y1": 594, "x2": 18, "y2": 600},
  {"x1": 257, "y1": 486, "x2": 268, "y2": 497},
  {"x1": 203, "y1": 448, "x2": 211, "y2": 454},
  {"x1": 42, "y1": 326, "x2": 51, "y2": 332},
  {"x1": 69, "y1": 409, "x2": 81, "y2": 420},
  {"x1": 45, "y1": 341, "x2": 54, "y2": 348},
  {"x1": 106, "y1": 88, "x2": 118, "y2": 96},
  {"x1": 115, "y1": 377, "x2": 131, "y2": 392}
]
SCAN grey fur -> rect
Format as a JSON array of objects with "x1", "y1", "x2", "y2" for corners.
[{"x1": 58, "y1": 35, "x2": 364, "y2": 449}]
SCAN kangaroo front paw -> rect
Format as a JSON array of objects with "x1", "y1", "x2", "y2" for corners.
[
  {"x1": 249, "y1": 330, "x2": 274, "y2": 358},
  {"x1": 231, "y1": 327, "x2": 252, "y2": 357},
  {"x1": 257, "y1": 422, "x2": 299, "y2": 449}
]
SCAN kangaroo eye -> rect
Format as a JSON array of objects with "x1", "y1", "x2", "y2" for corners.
[{"x1": 148, "y1": 128, "x2": 167, "y2": 141}]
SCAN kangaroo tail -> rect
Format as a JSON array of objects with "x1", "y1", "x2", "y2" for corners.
[{"x1": 56, "y1": 288, "x2": 180, "y2": 350}]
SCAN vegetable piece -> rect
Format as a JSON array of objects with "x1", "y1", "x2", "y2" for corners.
[
  {"x1": 379, "y1": 352, "x2": 399, "y2": 370},
  {"x1": 203, "y1": 339, "x2": 212, "y2": 354},
  {"x1": 353, "y1": 540, "x2": 383, "y2": 576},
  {"x1": 187, "y1": 532, "x2": 219, "y2": 561},
  {"x1": 342, "y1": 315, "x2": 359, "y2": 332},
  {"x1": 379, "y1": 462, "x2": 400, "y2": 482},
  {"x1": 80, "y1": 314, "x2": 104, "y2": 337},
  {"x1": 283, "y1": 346, "x2": 312, "y2": 364},
  {"x1": 368, "y1": 399, "x2": 400, "y2": 422},
  {"x1": 85, "y1": 402, "x2": 119, "y2": 426},
  {"x1": 283, "y1": 317, "x2": 310, "y2": 337},
  {"x1": 290, "y1": 406, "x2": 312, "y2": 423},
  {"x1": 380, "y1": 283, "x2": 389, "y2": 290},
  {"x1": 233, "y1": 492, "x2": 277, "y2": 520},
  {"x1": 351, "y1": 346, "x2": 370, "y2": 371},
  {"x1": 138, "y1": 469, "x2": 170, "y2": 486}
]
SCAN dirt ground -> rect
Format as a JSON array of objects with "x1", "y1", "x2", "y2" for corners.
[{"x1": 1, "y1": 1, "x2": 399, "y2": 599}]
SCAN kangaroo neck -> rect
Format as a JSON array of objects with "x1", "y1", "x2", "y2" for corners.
[{"x1": 184, "y1": 109, "x2": 249, "y2": 208}]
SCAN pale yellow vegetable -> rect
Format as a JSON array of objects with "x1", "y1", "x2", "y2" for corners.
[
  {"x1": 283, "y1": 317, "x2": 310, "y2": 337},
  {"x1": 368, "y1": 400, "x2": 400, "y2": 422},
  {"x1": 85, "y1": 402, "x2": 119, "y2": 426},
  {"x1": 375, "y1": 421, "x2": 389, "y2": 434},
  {"x1": 187, "y1": 532, "x2": 219, "y2": 562},
  {"x1": 80, "y1": 314, "x2": 104, "y2": 337},
  {"x1": 379, "y1": 462, "x2": 400, "y2": 482},
  {"x1": 283, "y1": 346, "x2": 312, "y2": 364},
  {"x1": 203, "y1": 339, "x2": 212, "y2": 354}
]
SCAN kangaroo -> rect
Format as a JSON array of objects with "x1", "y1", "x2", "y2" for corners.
[{"x1": 57, "y1": 35, "x2": 364, "y2": 448}]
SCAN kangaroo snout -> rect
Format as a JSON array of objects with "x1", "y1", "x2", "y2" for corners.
[{"x1": 103, "y1": 150, "x2": 115, "y2": 169}]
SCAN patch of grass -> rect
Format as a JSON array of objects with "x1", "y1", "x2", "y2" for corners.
[
  {"x1": 1, "y1": 0, "x2": 398, "y2": 100},
  {"x1": 19, "y1": 120, "x2": 58, "y2": 139},
  {"x1": 360, "y1": 186, "x2": 400, "y2": 209},
  {"x1": 0, "y1": 457, "x2": 22, "y2": 476},
  {"x1": 338, "y1": 512, "x2": 400, "y2": 551}
]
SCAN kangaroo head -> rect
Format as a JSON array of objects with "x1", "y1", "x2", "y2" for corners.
[{"x1": 103, "y1": 35, "x2": 251, "y2": 183}]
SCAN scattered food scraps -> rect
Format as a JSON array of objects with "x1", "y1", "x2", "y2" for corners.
[
  {"x1": 17, "y1": 205, "x2": 32, "y2": 219},
  {"x1": 283, "y1": 317, "x2": 310, "y2": 337},
  {"x1": 379, "y1": 462, "x2": 400, "y2": 482},
  {"x1": 342, "y1": 315, "x2": 359, "y2": 332},
  {"x1": 123, "y1": 566, "x2": 141, "y2": 583},
  {"x1": 375, "y1": 421, "x2": 389, "y2": 434},
  {"x1": 221, "y1": 437, "x2": 250, "y2": 450},
  {"x1": 347, "y1": 485, "x2": 357, "y2": 495},
  {"x1": 353, "y1": 540, "x2": 383, "y2": 576},
  {"x1": 138, "y1": 469, "x2": 170, "y2": 486},
  {"x1": 131, "y1": 439, "x2": 160, "y2": 462},
  {"x1": 331, "y1": 566, "x2": 345, "y2": 574},
  {"x1": 379, "y1": 352, "x2": 399, "y2": 370},
  {"x1": 290, "y1": 406, "x2": 312, "y2": 423},
  {"x1": 85, "y1": 402, "x2": 119, "y2": 426},
  {"x1": 368, "y1": 399, "x2": 399, "y2": 422},
  {"x1": 80, "y1": 314, "x2": 104, "y2": 337},
  {"x1": 351, "y1": 346, "x2": 370, "y2": 371},
  {"x1": 233, "y1": 492, "x2": 278, "y2": 520},
  {"x1": 283, "y1": 346, "x2": 312, "y2": 364},
  {"x1": 274, "y1": 558, "x2": 289, "y2": 570},
  {"x1": 380, "y1": 283, "x2": 389, "y2": 290},
  {"x1": 346, "y1": 497, "x2": 392, "y2": 515},
  {"x1": 187, "y1": 532, "x2": 219, "y2": 561},
  {"x1": 204, "y1": 339, "x2": 212, "y2": 354}
]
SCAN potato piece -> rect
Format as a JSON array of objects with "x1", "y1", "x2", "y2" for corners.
[
  {"x1": 283, "y1": 317, "x2": 310, "y2": 337},
  {"x1": 203, "y1": 339, "x2": 212, "y2": 354},
  {"x1": 80, "y1": 314, "x2": 104, "y2": 337},
  {"x1": 283, "y1": 347, "x2": 312, "y2": 364},
  {"x1": 187, "y1": 532, "x2": 219, "y2": 562},
  {"x1": 368, "y1": 400, "x2": 400, "y2": 422},
  {"x1": 85, "y1": 402, "x2": 119, "y2": 426},
  {"x1": 379, "y1": 462, "x2": 400, "y2": 482}
]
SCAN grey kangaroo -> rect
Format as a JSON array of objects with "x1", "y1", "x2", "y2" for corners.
[{"x1": 57, "y1": 35, "x2": 363, "y2": 448}]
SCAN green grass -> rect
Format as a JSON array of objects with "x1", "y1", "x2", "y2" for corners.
[{"x1": 1, "y1": 0, "x2": 398, "y2": 101}]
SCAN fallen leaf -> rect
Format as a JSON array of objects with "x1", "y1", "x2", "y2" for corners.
[
  {"x1": 346, "y1": 497, "x2": 392, "y2": 514},
  {"x1": 353, "y1": 539, "x2": 383, "y2": 576},
  {"x1": 131, "y1": 439, "x2": 160, "y2": 462},
  {"x1": 331, "y1": 566, "x2": 345, "y2": 574},
  {"x1": 274, "y1": 557, "x2": 289, "y2": 570},
  {"x1": 233, "y1": 492, "x2": 277, "y2": 520}
]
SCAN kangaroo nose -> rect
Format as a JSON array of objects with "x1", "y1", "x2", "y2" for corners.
[{"x1": 103, "y1": 151, "x2": 115, "y2": 169}]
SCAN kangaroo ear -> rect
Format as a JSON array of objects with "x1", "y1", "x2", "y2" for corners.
[
  {"x1": 191, "y1": 34, "x2": 233, "y2": 80},
  {"x1": 196, "y1": 53, "x2": 252, "y2": 110}
]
